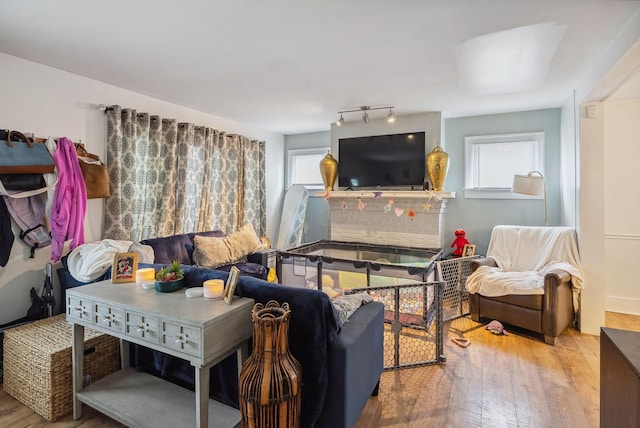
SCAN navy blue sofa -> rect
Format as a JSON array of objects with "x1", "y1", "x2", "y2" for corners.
[{"x1": 58, "y1": 231, "x2": 384, "y2": 428}]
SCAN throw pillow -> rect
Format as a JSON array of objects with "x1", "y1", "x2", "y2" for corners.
[{"x1": 193, "y1": 223, "x2": 263, "y2": 269}]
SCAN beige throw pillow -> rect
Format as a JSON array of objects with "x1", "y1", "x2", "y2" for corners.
[{"x1": 193, "y1": 223, "x2": 263, "y2": 269}]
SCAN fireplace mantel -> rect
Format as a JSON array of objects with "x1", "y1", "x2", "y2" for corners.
[
  {"x1": 317, "y1": 190, "x2": 456, "y2": 249},
  {"x1": 318, "y1": 190, "x2": 455, "y2": 199}
]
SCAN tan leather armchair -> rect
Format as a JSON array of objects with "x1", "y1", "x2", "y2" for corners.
[
  {"x1": 466, "y1": 226, "x2": 583, "y2": 345},
  {"x1": 469, "y1": 257, "x2": 574, "y2": 345}
]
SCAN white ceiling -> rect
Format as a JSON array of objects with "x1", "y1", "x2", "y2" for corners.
[{"x1": 1, "y1": 0, "x2": 639, "y2": 135}]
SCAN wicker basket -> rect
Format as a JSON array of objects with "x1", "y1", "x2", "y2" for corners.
[{"x1": 2, "y1": 314, "x2": 120, "y2": 421}]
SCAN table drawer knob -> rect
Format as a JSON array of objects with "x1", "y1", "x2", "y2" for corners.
[{"x1": 175, "y1": 334, "x2": 188, "y2": 344}]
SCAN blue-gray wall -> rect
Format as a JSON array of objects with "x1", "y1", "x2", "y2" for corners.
[
  {"x1": 284, "y1": 108, "x2": 562, "y2": 254},
  {"x1": 443, "y1": 108, "x2": 561, "y2": 255}
]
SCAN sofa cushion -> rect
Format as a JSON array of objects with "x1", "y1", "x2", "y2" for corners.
[
  {"x1": 140, "y1": 230, "x2": 225, "y2": 265},
  {"x1": 193, "y1": 224, "x2": 263, "y2": 269}
]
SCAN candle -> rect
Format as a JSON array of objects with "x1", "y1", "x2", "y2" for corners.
[
  {"x1": 203, "y1": 279, "x2": 224, "y2": 300},
  {"x1": 136, "y1": 268, "x2": 156, "y2": 289}
]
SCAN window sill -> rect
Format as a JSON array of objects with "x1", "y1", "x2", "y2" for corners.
[{"x1": 464, "y1": 189, "x2": 543, "y2": 200}]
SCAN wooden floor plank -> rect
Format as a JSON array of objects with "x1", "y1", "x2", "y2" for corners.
[{"x1": 512, "y1": 337, "x2": 554, "y2": 427}]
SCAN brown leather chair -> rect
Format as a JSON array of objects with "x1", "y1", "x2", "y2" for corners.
[
  {"x1": 467, "y1": 226, "x2": 582, "y2": 345},
  {"x1": 469, "y1": 257, "x2": 574, "y2": 345}
]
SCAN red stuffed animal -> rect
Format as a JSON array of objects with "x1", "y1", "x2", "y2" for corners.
[{"x1": 450, "y1": 229, "x2": 470, "y2": 257}]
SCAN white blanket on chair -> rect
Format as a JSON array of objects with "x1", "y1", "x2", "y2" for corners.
[{"x1": 466, "y1": 226, "x2": 583, "y2": 311}]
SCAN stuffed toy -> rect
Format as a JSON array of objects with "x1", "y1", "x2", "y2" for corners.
[
  {"x1": 450, "y1": 228, "x2": 470, "y2": 256},
  {"x1": 486, "y1": 320, "x2": 508, "y2": 335}
]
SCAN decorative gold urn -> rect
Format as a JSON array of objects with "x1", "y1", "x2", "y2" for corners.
[
  {"x1": 259, "y1": 235, "x2": 272, "y2": 249},
  {"x1": 426, "y1": 142, "x2": 450, "y2": 191},
  {"x1": 319, "y1": 151, "x2": 338, "y2": 191}
]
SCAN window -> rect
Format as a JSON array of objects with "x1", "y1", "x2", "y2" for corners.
[
  {"x1": 464, "y1": 132, "x2": 544, "y2": 199},
  {"x1": 287, "y1": 148, "x2": 328, "y2": 189}
]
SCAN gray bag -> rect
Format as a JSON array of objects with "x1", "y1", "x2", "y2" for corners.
[{"x1": 3, "y1": 195, "x2": 51, "y2": 258}]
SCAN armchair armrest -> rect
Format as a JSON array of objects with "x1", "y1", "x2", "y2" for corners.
[
  {"x1": 470, "y1": 257, "x2": 497, "y2": 272},
  {"x1": 544, "y1": 269, "x2": 571, "y2": 287},
  {"x1": 542, "y1": 268, "x2": 575, "y2": 342}
]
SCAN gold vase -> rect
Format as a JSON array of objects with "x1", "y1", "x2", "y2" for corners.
[
  {"x1": 426, "y1": 143, "x2": 450, "y2": 191},
  {"x1": 259, "y1": 235, "x2": 272, "y2": 249},
  {"x1": 319, "y1": 151, "x2": 338, "y2": 191},
  {"x1": 239, "y1": 301, "x2": 302, "y2": 428}
]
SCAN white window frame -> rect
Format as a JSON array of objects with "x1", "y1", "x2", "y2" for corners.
[
  {"x1": 464, "y1": 132, "x2": 544, "y2": 199},
  {"x1": 287, "y1": 148, "x2": 328, "y2": 189}
]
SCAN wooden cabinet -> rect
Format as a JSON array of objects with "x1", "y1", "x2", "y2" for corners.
[{"x1": 600, "y1": 327, "x2": 640, "y2": 427}]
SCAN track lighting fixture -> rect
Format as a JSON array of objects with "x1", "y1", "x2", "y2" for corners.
[{"x1": 336, "y1": 105, "x2": 395, "y2": 125}]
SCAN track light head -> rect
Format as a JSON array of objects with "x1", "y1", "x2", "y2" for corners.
[
  {"x1": 362, "y1": 111, "x2": 369, "y2": 123},
  {"x1": 336, "y1": 114, "x2": 344, "y2": 126},
  {"x1": 387, "y1": 108, "x2": 395, "y2": 123}
]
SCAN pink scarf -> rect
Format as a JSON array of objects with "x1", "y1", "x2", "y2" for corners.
[{"x1": 50, "y1": 137, "x2": 86, "y2": 261}]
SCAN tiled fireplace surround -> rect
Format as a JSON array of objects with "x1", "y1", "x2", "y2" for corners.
[{"x1": 323, "y1": 190, "x2": 455, "y2": 249}]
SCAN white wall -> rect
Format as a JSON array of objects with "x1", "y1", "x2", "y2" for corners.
[
  {"x1": 578, "y1": 102, "x2": 606, "y2": 334},
  {"x1": 0, "y1": 53, "x2": 284, "y2": 325},
  {"x1": 603, "y1": 99, "x2": 640, "y2": 314},
  {"x1": 578, "y1": 99, "x2": 640, "y2": 334}
]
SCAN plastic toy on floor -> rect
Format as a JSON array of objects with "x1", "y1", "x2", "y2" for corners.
[
  {"x1": 451, "y1": 336, "x2": 471, "y2": 348},
  {"x1": 486, "y1": 320, "x2": 508, "y2": 335}
]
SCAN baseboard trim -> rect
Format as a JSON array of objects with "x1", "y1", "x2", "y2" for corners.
[
  {"x1": 605, "y1": 295, "x2": 640, "y2": 315},
  {"x1": 604, "y1": 233, "x2": 640, "y2": 241}
]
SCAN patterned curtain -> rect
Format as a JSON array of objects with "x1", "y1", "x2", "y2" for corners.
[{"x1": 104, "y1": 106, "x2": 266, "y2": 241}]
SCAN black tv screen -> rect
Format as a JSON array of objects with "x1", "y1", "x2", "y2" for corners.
[{"x1": 338, "y1": 132, "x2": 426, "y2": 188}]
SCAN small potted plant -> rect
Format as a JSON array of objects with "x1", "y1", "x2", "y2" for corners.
[{"x1": 154, "y1": 260, "x2": 185, "y2": 292}]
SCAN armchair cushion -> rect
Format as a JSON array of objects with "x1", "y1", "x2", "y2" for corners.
[{"x1": 466, "y1": 226, "x2": 583, "y2": 310}]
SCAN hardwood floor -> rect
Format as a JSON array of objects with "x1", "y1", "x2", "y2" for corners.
[
  {"x1": 355, "y1": 312, "x2": 640, "y2": 428},
  {"x1": 1, "y1": 312, "x2": 638, "y2": 427}
]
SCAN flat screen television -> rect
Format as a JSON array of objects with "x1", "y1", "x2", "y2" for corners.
[{"x1": 338, "y1": 132, "x2": 426, "y2": 188}]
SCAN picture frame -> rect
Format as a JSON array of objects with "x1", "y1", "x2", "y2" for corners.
[
  {"x1": 224, "y1": 266, "x2": 240, "y2": 305},
  {"x1": 462, "y1": 244, "x2": 476, "y2": 257},
  {"x1": 112, "y1": 252, "x2": 139, "y2": 283}
]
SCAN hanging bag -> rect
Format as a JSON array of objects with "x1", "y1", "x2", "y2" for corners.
[
  {"x1": 3, "y1": 193, "x2": 51, "y2": 258},
  {"x1": 75, "y1": 143, "x2": 110, "y2": 199},
  {"x1": 0, "y1": 174, "x2": 46, "y2": 191},
  {"x1": 0, "y1": 130, "x2": 55, "y2": 174}
]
